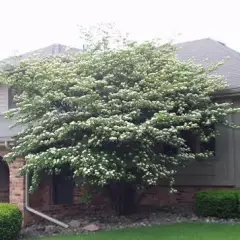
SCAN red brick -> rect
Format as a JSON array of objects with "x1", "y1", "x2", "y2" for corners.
[{"x1": 1, "y1": 151, "x2": 234, "y2": 227}]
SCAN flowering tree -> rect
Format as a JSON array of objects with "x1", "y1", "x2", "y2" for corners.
[{"x1": 0, "y1": 28, "x2": 237, "y2": 214}]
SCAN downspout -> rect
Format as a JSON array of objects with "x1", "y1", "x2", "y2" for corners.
[
  {"x1": 4, "y1": 140, "x2": 68, "y2": 228},
  {"x1": 25, "y1": 172, "x2": 69, "y2": 228}
]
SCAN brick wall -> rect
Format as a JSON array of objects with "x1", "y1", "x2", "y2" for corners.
[
  {"x1": 23, "y1": 180, "x2": 234, "y2": 226},
  {"x1": 141, "y1": 186, "x2": 233, "y2": 207},
  {"x1": 9, "y1": 157, "x2": 25, "y2": 211},
  {"x1": 0, "y1": 152, "x2": 28, "y2": 226},
  {"x1": 0, "y1": 152, "x2": 26, "y2": 212},
  {"x1": 0, "y1": 151, "x2": 233, "y2": 227},
  {"x1": 0, "y1": 148, "x2": 234, "y2": 227},
  {"x1": 25, "y1": 183, "x2": 110, "y2": 226},
  {"x1": 29, "y1": 183, "x2": 51, "y2": 208},
  {"x1": 0, "y1": 187, "x2": 9, "y2": 202}
]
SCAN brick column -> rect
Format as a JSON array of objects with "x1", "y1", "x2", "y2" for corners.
[{"x1": 9, "y1": 157, "x2": 25, "y2": 219}]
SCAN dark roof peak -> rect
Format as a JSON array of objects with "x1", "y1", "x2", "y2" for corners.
[
  {"x1": 22, "y1": 43, "x2": 80, "y2": 56},
  {"x1": 177, "y1": 37, "x2": 240, "y2": 88},
  {"x1": 0, "y1": 43, "x2": 80, "y2": 65},
  {"x1": 177, "y1": 38, "x2": 240, "y2": 59},
  {"x1": 217, "y1": 41, "x2": 226, "y2": 46},
  {"x1": 177, "y1": 38, "x2": 232, "y2": 49},
  {"x1": 177, "y1": 37, "x2": 212, "y2": 45}
]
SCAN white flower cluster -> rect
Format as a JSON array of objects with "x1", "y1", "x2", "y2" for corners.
[{"x1": 0, "y1": 38, "x2": 238, "y2": 191}]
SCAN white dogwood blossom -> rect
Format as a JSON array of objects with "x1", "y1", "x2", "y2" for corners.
[{"x1": 0, "y1": 37, "x2": 238, "y2": 191}]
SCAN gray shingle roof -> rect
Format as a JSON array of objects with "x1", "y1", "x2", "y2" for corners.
[
  {"x1": 0, "y1": 43, "x2": 80, "y2": 67},
  {"x1": 177, "y1": 38, "x2": 240, "y2": 89}
]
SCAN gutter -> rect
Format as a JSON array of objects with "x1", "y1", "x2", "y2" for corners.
[
  {"x1": 4, "y1": 140, "x2": 68, "y2": 228},
  {"x1": 4, "y1": 141, "x2": 12, "y2": 150},
  {"x1": 219, "y1": 93, "x2": 240, "y2": 98},
  {"x1": 213, "y1": 88, "x2": 240, "y2": 99},
  {"x1": 214, "y1": 92, "x2": 240, "y2": 99}
]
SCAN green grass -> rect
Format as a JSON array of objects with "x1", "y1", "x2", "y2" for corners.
[{"x1": 29, "y1": 223, "x2": 240, "y2": 240}]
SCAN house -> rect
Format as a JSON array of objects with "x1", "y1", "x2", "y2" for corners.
[{"x1": 1, "y1": 38, "x2": 240, "y2": 226}]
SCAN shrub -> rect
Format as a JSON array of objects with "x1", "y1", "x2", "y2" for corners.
[
  {"x1": 196, "y1": 190, "x2": 240, "y2": 218},
  {"x1": 0, "y1": 203, "x2": 22, "y2": 240}
]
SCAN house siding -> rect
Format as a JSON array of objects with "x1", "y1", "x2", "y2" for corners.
[
  {"x1": 0, "y1": 86, "x2": 8, "y2": 113},
  {"x1": 173, "y1": 113, "x2": 235, "y2": 186},
  {"x1": 231, "y1": 98, "x2": 240, "y2": 187}
]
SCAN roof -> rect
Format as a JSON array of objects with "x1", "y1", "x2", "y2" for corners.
[
  {"x1": 0, "y1": 43, "x2": 80, "y2": 67},
  {"x1": 2, "y1": 39, "x2": 240, "y2": 89},
  {"x1": 176, "y1": 38, "x2": 240, "y2": 90}
]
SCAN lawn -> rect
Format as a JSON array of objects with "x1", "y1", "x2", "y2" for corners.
[{"x1": 29, "y1": 223, "x2": 240, "y2": 240}]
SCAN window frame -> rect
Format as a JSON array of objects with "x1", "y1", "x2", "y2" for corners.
[
  {"x1": 8, "y1": 87, "x2": 17, "y2": 109},
  {"x1": 51, "y1": 167, "x2": 75, "y2": 205}
]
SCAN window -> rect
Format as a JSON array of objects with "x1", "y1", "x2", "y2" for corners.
[
  {"x1": 201, "y1": 137, "x2": 216, "y2": 155},
  {"x1": 8, "y1": 87, "x2": 23, "y2": 109},
  {"x1": 52, "y1": 167, "x2": 74, "y2": 205},
  {"x1": 8, "y1": 87, "x2": 17, "y2": 109},
  {"x1": 182, "y1": 128, "x2": 216, "y2": 156},
  {"x1": 201, "y1": 124, "x2": 216, "y2": 156}
]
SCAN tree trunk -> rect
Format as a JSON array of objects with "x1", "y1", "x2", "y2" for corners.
[{"x1": 107, "y1": 181, "x2": 138, "y2": 215}]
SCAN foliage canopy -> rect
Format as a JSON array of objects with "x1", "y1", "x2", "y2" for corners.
[{"x1": 0, "y1": 31, "x2": 237, "y2": 192}]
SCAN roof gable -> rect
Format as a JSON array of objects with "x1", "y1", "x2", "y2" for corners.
[
  {"x1": 0, "y1": 44, "x2": 80, "y2": 67},
  {"x1": 177, "y1": 38, "x2": 240, "y2": 89}
]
